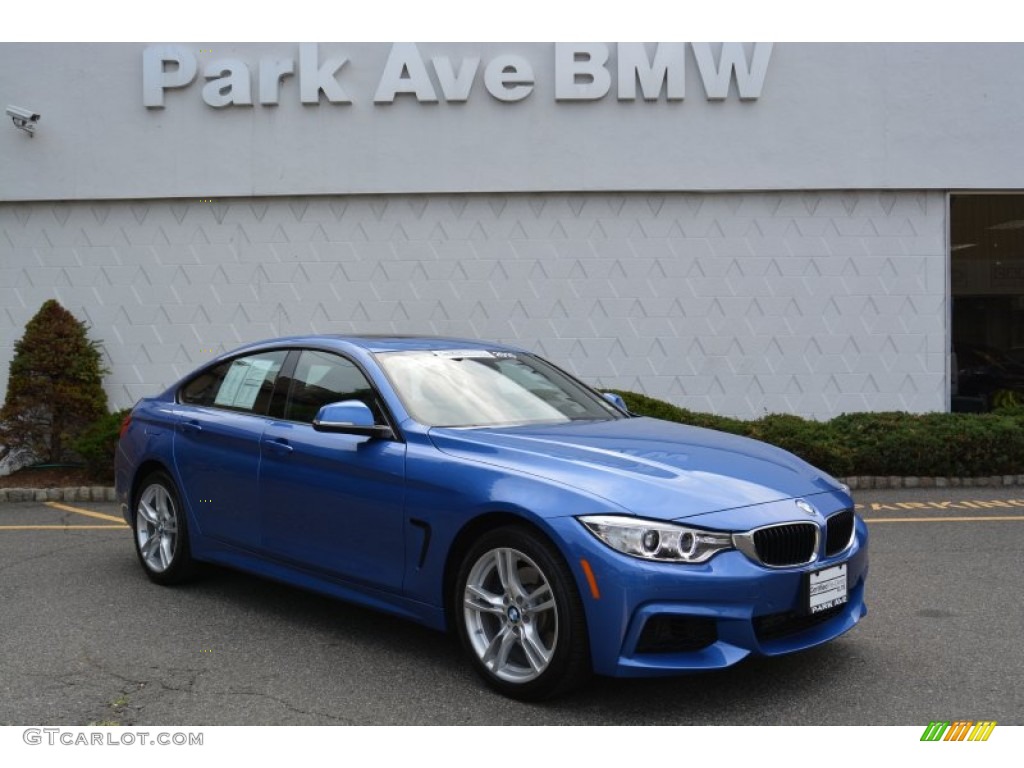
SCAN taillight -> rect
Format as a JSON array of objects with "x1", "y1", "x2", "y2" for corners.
[{"x1": 119, "y1": 412, "x2": 133, "y2": 439}]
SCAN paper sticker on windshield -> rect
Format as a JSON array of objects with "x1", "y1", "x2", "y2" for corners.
[{"x1": 431, "y1": 350, "x2": 498, "y2": 359}]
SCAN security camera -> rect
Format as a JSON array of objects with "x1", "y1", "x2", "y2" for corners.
[{"x1": 6, "y1": 105, "x2": 40, "y2": 136}]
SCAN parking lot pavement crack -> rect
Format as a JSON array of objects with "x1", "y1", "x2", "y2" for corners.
[
  {"x1": 85, "y1": 680, "x2": 146, "y2": 727},
  {"x1": 83, "y1": 654, "x2": 212, "y2": 694},
  {"x1": 81, "y1": 653, "x2": 149, "y2": 687},
  {"x1": 76, "y1": 656, "x2": 219, "y2": 725},
  {"x1": 213, "y1": 688, "x2": 356, "y2": 724},
  {"x1": 153, "y1": 668, "x2": 203, "y2": 694}
]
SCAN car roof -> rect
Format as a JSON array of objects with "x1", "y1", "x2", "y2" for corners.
[{"x1": 236, "y1": 334, "x2": 529, "y2": 354}]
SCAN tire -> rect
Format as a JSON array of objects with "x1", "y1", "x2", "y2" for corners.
[
  {"x1": 454, "y1": 525, "x2": 591, "y2": 700},
  {"x1": 132, "y1": 470, "x2": 196, "y2": 585}
]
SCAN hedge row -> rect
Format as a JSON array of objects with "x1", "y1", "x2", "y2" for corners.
[
  {"x1": 72, "y1": 409, "x2": 131, "y2": 482},
  {"x1": 611, "y1": 391, "x2": 1024, "y2": 479}
]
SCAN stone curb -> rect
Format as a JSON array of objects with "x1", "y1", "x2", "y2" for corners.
[
  {"x1": 0, "y1": 486, "x2": 117, "y2": 503},
  {"x1": 839, "y1": 475, "x2": 1024, "y2": 490}
]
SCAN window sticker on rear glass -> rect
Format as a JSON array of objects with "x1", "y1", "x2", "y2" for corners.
[{"x1": 214, "y1": 358, "x2": 274, "y2": 409}]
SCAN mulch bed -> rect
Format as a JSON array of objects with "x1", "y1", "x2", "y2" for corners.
[{"x1": 0, "y1": 465, "x2": 99, "y2": 489}]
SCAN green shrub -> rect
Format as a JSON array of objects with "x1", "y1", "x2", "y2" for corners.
[
  {"x1": 749, "y1": 413, "x2": 854, "y2": 478},
  {"x1": 72, "y1": 409, "x2": 131, "y2": 482},
  {"x1": 0, "y1": 300, "x2": 109, "y2": 463},
  {"x1": 611, "y1": 390, "x2": 1024, "y2": 478},
  {"x1": 608, "y1": 390, "x2": 748, "y2": 435},
  {"x1": 829, "y1": 411, "x2": 932, "y2": 476},
  {"x1": 828, "y1": 411, "x2": 1024, "y2": 477}
]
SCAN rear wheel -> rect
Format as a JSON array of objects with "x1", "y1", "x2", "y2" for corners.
[
  {"x1": 454, "y1": 526, "x2": 591, "y2": 700},
  {"x1": 132, "y1": 471, "x2": 196, "y2": 585}
]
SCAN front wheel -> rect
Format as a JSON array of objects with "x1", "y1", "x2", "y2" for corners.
[
  {"x1": 454, "y1": 526, "x2": 591, "y2": 700},
  {"x1": 132, "y1": 470, "x2": 196, "y2": 585}
]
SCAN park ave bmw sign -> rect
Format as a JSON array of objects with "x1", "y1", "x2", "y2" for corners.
[{"x1": 142, "y1": 43, "x2": 773, "y2": 108}]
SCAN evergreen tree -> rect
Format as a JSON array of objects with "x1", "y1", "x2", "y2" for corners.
[{"x1": 0, "y1": 300, "x2": 109, "y2": 464}]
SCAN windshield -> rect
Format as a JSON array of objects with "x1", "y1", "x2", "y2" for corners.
[{"x1": 376, "y1": 350, "x2": 625, "y2": 428}]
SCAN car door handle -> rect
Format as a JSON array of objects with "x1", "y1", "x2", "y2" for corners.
[
  {"x1": 262, "y1": 438, "x2": 293, "y2": 454},
  {"x1": 181, "y1": 421, "x2": 203, "y2": 433}
]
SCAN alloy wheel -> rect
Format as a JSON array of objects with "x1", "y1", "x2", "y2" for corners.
[
  {"x1": 135, "y1": 482, "x2": 179, "y2": 573},
  {"x1": 462, "y1": 547, "x2": 558, "y2": 683}
]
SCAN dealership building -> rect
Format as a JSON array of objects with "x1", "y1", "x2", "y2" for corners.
[{"x1": 1, "y1": 42, "x2": 1022, "y2": 418}]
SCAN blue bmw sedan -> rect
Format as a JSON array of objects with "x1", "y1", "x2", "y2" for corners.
[{"x1": 115, "y1": 335, "x2": 867, "y2": 700}]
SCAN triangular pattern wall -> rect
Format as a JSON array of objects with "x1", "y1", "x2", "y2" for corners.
[{"x1": 0, "y1": 191, "x2": 947, "y2": 418}]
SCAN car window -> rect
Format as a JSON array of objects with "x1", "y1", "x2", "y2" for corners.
[
  {"x1": 179, "y1": 350, "x2": 288, "y2": 415},
  {"x1": 285, "y1": 350, "x2": 380, "y2": 424},
  {"x1": 376, "y1": 350, "x2": 623, "y2": 428}
]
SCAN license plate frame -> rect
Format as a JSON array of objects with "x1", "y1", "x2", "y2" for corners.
[{"x1": 805, "y1": 563, "x2": 848, "y2": 615}]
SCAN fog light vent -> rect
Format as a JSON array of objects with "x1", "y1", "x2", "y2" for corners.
[{"x1": 635, "y1": 615, "x2": 717, "y2": 654}]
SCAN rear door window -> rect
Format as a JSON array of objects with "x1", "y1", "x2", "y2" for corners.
[{"x1": 180, "y1": 350, "x2": 288, "y2": 415}]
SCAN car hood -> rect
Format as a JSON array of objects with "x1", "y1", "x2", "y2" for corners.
[{"x1": 428, "y1": 417, "x2": 843, "y2": 521}]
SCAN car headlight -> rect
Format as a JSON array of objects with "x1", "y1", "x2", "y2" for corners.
[{"x1": 578, "y1": 515, "x2": 733, "y2": 564}]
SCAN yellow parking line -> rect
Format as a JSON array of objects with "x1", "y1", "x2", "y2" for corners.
[
  {"x1": 44, "y1": 501, "x2": 125, "y2": 524},
  {"x1": 864, "y1": 516, "x2": 1024, "y2": 523},
  {"x1": 0, "y1": 525, "x2": 127, "y2": 530}
]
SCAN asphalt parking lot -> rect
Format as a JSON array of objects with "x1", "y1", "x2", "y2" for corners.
[{"x1": 0, "y1": 488, "x2": 1021, "y2": 726}]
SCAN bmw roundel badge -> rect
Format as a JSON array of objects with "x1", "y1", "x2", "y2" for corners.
[{"x1": 795, "y1": 498, "x2": 817, "y2": 517}]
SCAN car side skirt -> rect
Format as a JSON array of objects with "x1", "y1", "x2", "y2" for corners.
[{"x1": 190, "y1": 534, "x2": 448, "y2": 632}]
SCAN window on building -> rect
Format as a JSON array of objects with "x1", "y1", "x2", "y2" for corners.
[{"x1": 951, "y1": 194, "x2": 1024, "y2": 411}]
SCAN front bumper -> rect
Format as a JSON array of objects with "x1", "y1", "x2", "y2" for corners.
[{"x1": 548, "y1": 514, "x2": 869, "y2": 677}]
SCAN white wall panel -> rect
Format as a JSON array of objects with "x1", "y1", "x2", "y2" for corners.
[
  {"x1": 0, "y1": 190, "x2": 947, "y2": 419},
  {"x1": 1, "y1": 44, "x2": 1023, "y2": 200}
]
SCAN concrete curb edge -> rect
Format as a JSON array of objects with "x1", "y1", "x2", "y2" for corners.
[
  {"x1": 0, "y1": 486, "x2": 117, "y2": 503},
  {"x1": 840, "y1": 475, "x2": 1024, "y2": 490}
]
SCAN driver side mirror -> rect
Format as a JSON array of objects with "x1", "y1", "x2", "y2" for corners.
[
  {"x1": 601, "y1": 392, "x2": 630, "y2": 413},
  {"x1": 312, "y1": 400, "x2": 393, "y2": 439}
]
